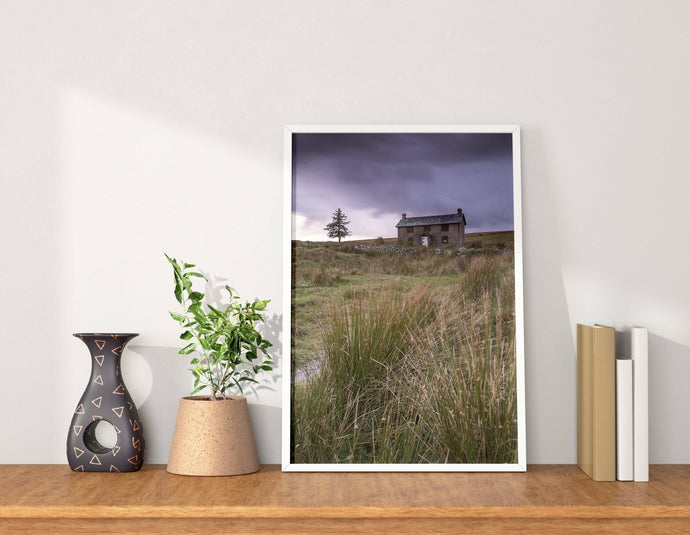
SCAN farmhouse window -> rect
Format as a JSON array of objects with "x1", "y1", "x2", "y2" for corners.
[
  {"x1": 441, "y1": 224, "x2": 449, "y2": 231},
  {"x1": 423, "y1": 225, "x2": 431, "y2": 232},
  {"x1": 406, "y1": 227, "x2": 414, "y2": 233},
  {"x1": 442, "y1": 236, "x2": 448, "y2": 244}
]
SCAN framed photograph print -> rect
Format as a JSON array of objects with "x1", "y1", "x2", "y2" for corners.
[{"x1": 282, "y1": 125, "x2": 525, "y2": 472}]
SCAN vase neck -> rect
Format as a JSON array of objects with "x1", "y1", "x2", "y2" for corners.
[{"x1": 74, "y1": 334, "x2": 137, "y2": 378}]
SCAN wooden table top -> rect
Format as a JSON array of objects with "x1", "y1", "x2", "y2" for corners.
[{"x1": 1, "y1": 464, "x2": 690, "y2": 520}]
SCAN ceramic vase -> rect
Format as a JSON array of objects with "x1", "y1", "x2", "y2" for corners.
[{"x1": 67, "y1": 333, "x2": 145, "y2": 472}]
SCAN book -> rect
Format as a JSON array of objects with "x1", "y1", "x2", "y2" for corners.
[
  {"x1": 632, "y1": 327, "x2": 649, "y2": 482},
  {"x1": 577, "y1": 323, "x2": 616, "y2": 481},
  {"x1": 615, "y1": 357, "x2": 633, "y2": 481}
]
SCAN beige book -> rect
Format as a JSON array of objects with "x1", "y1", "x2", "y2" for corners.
[{"x1": 577, "y1": 324, "x2": 616, "y2": 481}]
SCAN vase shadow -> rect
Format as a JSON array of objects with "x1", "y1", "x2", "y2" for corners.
[{"x1": 125, "y1": 345, "x2": 190, "y2": 464}]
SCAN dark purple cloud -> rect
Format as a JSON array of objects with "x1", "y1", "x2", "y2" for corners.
[{"x1": 292, "y1": 132, "x2": 515, "y2": 239}]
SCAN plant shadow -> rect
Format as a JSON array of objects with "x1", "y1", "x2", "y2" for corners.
[{"x1": 200, "y1": 270, "x2": 283, "y2": 398}]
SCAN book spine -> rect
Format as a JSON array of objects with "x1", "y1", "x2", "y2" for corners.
[
  {"x1": 615, "y1": 358, "x2": 633, "y2": 481},
  {"x1": 577, "y1": 324, "x2": 594, "y2": 479},
  {"x1": 592, "y1": 326, "x2": 616, "y2": 481},
  {"x1": 632, "y1": 327, "x2": 649, "y2": 482}
]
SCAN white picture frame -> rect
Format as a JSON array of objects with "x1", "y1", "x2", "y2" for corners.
[{"x1": 282, "y1": 125, "x2": 525, "y2": 472}]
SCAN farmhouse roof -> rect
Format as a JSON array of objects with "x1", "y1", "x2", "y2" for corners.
[{"x1": 395, "y1": 210, "x2": 467, "y2": 228}]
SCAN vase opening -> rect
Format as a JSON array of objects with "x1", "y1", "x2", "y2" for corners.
[
  {"x1": 83, "y1": 420, "x2": 118, "y2": 454},
  {"x1": 73, "y1": 333, "x2": 139, "y2": 339}
]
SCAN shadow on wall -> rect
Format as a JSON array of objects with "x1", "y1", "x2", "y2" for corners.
[
  {"x1": 237, "y1": 312, "x2": 284, "y2": 463},
  {"x1": 127, "y1": 267, "x2": 284, "y2": 464},
  {"x1": 248, "y1": 403, "x2": 282, "y2": 464},
  {"x1": 648, "y1": 333, "x2": 690, "y2": 463},
  {"x1": 235, "y1": 311, "x2": 283, "y2": 463},
  {"x1": 522, "y1": 128, "x2": 576, "y2": 463},
  {"x1": 197, "y1": 269, "x2": 284, "y2": 397},
  {"x1": 247, "y1": 312, "x2": 284, "y2": 396},
  {"x1": 126, "y1": 311, "x2": 283, "y2": 465},
  {"x1": 126, "y1": 345, "x2": 190, "y2": 464}
]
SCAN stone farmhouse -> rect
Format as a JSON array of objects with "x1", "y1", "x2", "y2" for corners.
[{"x1": 395, "y1": 208, "x2": 467, "y2": 248}]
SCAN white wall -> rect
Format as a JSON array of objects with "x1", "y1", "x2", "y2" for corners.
[{"x1": 1, "y1": 0, "x2": 689, "y2": 464}]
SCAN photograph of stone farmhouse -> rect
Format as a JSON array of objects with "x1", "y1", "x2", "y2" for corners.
[
  {"x1": 396, "y1": 208, "x2": 467, "y2": 248},
  {"x1": 289, "y1": 130, "x2": 520, "y2": 469}
]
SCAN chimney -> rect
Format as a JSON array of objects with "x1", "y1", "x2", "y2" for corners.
[
  {"x1": 402, "y1": 213, "x2": 407, "y2": 219},
  {"x1": 457, "y1": 208, "x2": 463, "y2": 214}
]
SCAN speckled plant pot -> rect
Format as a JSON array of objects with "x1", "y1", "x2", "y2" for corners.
[{"x1": 167, "y1": 395, "x2": 259, "y2": 476}]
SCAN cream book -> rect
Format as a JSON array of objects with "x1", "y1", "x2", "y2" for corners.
[
  {"x1": 632, "y1": 327, "x2": 649, "y2": 482},
  {"x1": 615, "y1": 357, "x2": 633, "y2": 481},
  {"x1": 577, "y1": 323, "x2": 616, "y2": 481}
]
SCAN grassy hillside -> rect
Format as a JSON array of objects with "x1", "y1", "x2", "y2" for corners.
[{"x1": 291, "y1": 235, "x2": 517, "y2": 465}]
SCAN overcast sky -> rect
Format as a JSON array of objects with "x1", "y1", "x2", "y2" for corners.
[{"x1": 292, "y1": 132, "x2": 514, "y2": 241}]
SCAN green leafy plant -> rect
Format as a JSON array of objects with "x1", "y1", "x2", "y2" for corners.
[{"x1": 165, "y1": 254, "x2": 274, "y2": 399}]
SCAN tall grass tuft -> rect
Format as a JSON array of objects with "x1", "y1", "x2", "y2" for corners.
[
  {"x1": 292, "y1": 276, "x2": 517, "y2": 464},
  {"x1": 409, "y1": 291, "x2": 517, "y2": 464},
  {"x1": 291, "y1": 239, "x2": 517, "y2": 465}
]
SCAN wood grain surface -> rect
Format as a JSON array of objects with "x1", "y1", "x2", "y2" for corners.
[{"x1": 1, "y1": 464, "x2": 689, "y2": 534}]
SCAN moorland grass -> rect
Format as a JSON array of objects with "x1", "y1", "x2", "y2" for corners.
[{"x1": 291, "y1": 240, "x2": 517, "y2": 464}]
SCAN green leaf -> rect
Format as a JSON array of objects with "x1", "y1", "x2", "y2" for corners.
[
  {"x1": 179, "y1": 343, "x2": 197, "y2": 355},
  {"x1": 207, "y1": 304, "x2": 224, "y2": 318},
  {"x1": 169, "y1": 311, "x2": 185, "y2": 322},
  {"x1": 180, "y1": 331, "x2": 193, "y2": 340},
  {"x1": 188, "y1": 302, "x2": 203, "y2": 314},
  {"x1": 164, "y1": 253, "x2": 182, "y2": 275},
  {"x1": 190, "y1": 384, "x2": 206, "y2": 395},
  {"x1": 189, "y1": 291, "x2": 204, "y2": 303},
  {"x1": 187, "y1": 272, "x2": 205, "y2": 279},
  {"x1": 254, "y1": 299, "x2": 270, "y2": 311},
  {"x1": 183, "y1": 262, "x2": 196, "y2": 269},
  {"x1": 173, "y1": 277, "x2": 183, "y2": 305}
]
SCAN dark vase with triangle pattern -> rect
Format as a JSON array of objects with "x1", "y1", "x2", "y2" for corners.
[{"x1": 67, "y1": 333, "x2": 145, "y2": 472}]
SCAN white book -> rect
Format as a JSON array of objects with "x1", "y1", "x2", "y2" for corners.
[
  {"x1": 615, "y1": 358, "x2": 633, "y2": 481},
  {"x1": 632, "y1": 327, "x2": 649, "y2": 482}
]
